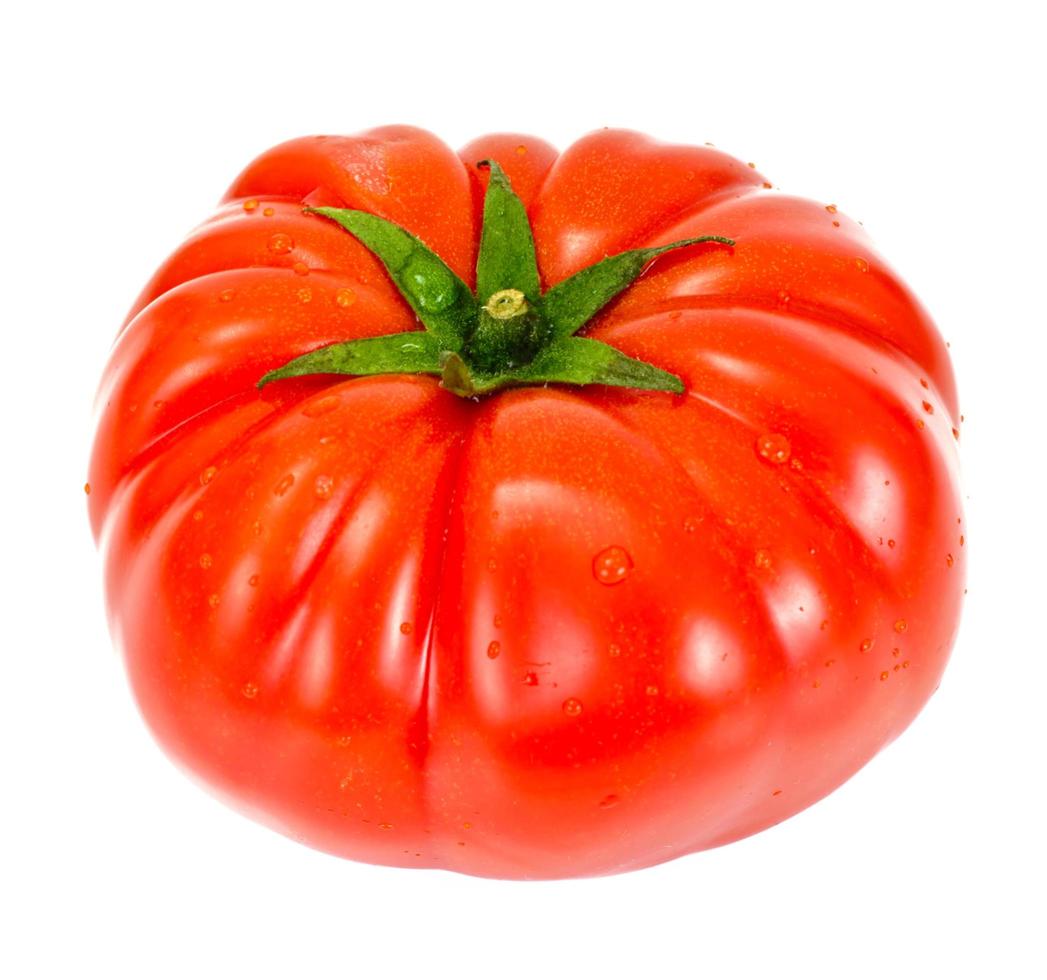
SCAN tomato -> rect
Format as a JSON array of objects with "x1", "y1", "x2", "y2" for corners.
[{"x1": 88, "y1": 126, "x2": 964, "y2": 879}]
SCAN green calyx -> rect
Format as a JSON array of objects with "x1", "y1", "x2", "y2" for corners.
[{"x1": 258, "y1": 160, "x2": 734, "y2": 398}]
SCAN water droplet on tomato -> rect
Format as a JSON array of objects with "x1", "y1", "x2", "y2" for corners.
[
  {"x1": 404, "y1": 256, "x2": 457, "y2": 312},
  {"x1": 646, "y1": 684, "x2": 659, "y2": 697},
  {"x1": 199, "y1": 553, "x2": 213, "y2": 569},
  {"x1": 274, "y1": 474, "x2": 295, "y2": 496},
  {"x1": 960, "y1": 535, "x2": 965, "y2": 547},
  {"x1": 487, "y1": 641, "x2": 500, "y2": 659},
  {"x1": 920, "y1": 378, "x2": 929, "y2": 389},
  {"x1": 208, "y1": 593, "x2": 220, "y2": 608},
  {"x1": 894, "y1": 619, "x2": 908, "y2": 633},
  {"x1": 248, "y1": 574, "x2": 260, "y2": 587},
  {"x1": 263, "y1": 207, "x2": 275, "y2": 217},
  {"x1": 887, "y1": 539, "x2": 896, "y2": 549},
  {"x1": 83, "y1": 482, "x2": 91, "y2": 495},
  {"x1": 267, "y1": 233, "x2": 294, "y2": 254},
  {"x1": 860, "y1": 638, "x2": 873, "y2": 652},
  {"x1": 922, "y1": 400, "x2": 934, "y2": 414},
  {"x1": 302, "y1": 395, "x2": 339, "y2": 418},
  {"x1": 218, "y1": 289, "x2": 235, "y2": 303},
  {"x1": 314, "y1": 475, "x2": 334, "y2": 499},
  {"x1": 754, "y1": 549, "x2": 772, "y2": 569},
  {"x1": 855, "y1": 257, "x2": 870, "y2": 273},
  {"x1": 292, "y1": 261, "x2": 310, "y2": 276},
  {"x1": 946, "y1": 553, "x2": 955, "y2": 567},
  {"x1": 336, "y1": 288, "x2": 356, "y2": 307},
  {"x1": 608, "y1": 643, "x2": 622, "y2": 657},
  {"x1": 562, "y1": 698, "x2": 583, "y2": 717},
  {"x1": 825, "y1": 204, "x2": 838, "y2": 213},
  {"x1": 243, "y1": 199, "x2": 259, "y2": 212},
  {"x1": 399, "y1": 622, "x2": 412, "y2": 635},
  {"x1": 242, "y1": 682, "x2": 259, "y2": 698},
  {"x1": 599, "y1": 794, "x2": 620, "y2": 809},
  {"x1": 515, "y1": 144, "x2": 527, "y2": 156},
  {"x1": 880, "y1": 671, "x2": 890, "y2": 681},
  {"x1": 523, "y1": 672, "x2": 538, "y2": 686},
  {"x1": 592, "y1": 545, "x2": 633, "y2": 585},
  {"x1": 200, "y1": 465, "x2": 217, "y2": 485},
  {"x1": 755, "y1": 432, "x2": 791, "y2": 465},
  {"x1": 378, "y1": 822, "x2": 393, "y2": 830},
  {"x1": 297, "y1": 287, "x2": 313, "y2": 304}
]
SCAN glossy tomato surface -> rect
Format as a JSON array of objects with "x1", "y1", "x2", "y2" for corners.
[{"x1": 88, "y1": 127, "x2": 964, "y2": 878}]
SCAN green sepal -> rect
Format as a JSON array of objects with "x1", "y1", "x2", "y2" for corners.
[
  {"x1": 439, "y1": 337, "x2": 684, "y2": 397},
  {"x1": 541, "y1": 236, "x2": 735, "y2": 340},
  {"x1": 257, "y1": 331, "x2": 443, "y2": 388},
  {"x1": 474, "y1": 160, "x2": 541, "y2": 302},
  {"x1": 305, "y1": 207, "x2": 475, "y2": 348}
]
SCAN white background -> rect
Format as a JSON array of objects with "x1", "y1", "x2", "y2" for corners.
[{"x1": 2, "y1": 2, "x2": 1043, "y2": 977}]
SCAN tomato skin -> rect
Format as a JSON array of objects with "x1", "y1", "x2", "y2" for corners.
[{"x1": 89, "y1": 126, "x2": 964, "y2": 879}]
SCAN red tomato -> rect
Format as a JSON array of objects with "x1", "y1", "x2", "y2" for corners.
[{"x1": 88, "y1": 126, "x2": 964, "y2": 879}]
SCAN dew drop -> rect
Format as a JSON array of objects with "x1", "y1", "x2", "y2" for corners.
[
  {"x1": 242, "y1": 681, "x2": 259, "y2": 698},
  {"x1": 218, "y1": 289, "x2": 235, "y2": 303},
  {"x1": 199, "y1": 553, "x2": 213, "y2": 569},
  {"x1": 523, "y1": 672, "x2": 538, "y2": 686},
  {"x1": 887, "y1": 539, "x2": 896, "y2": 549},
  {"x1": 192, "y1": 509, "x2": 203, "y2": 522},
  {"x1": 880, "y1": 671, "x2": 890, "y2": 681},
  {"x1": 762, "y1": 181, "x2": 773, "y2": 189},
  {"x1": 599, "y1": 794, "x2": 620, "y2": 809},
  {"x1": 242, "y1": 199, "x2": 259, "y2": 212},
  {"x1": 248, "y1": 574, "x2": 260, "y2": 587},
  {"x1": 755, "y1": 432, "x2": 791, "y2": 465},
  {"x1": 404, "y1": 255, "x2": 457, "y2": 311},
  {"x1": 960, "y1": 535, "x2": 965, "y2": 547},
  {"x1": 855, "y1": 257, "x2": 870, "y2": 273},
  {"x1": 200, "y1": 465, "x2": 217, "y2": 485},
  {"x1": 608, "y1": 643, "x2": 622, "y2": 657},
  {"x1": 894, "y1": 619, "x2": 908, "y2": 633},
  {"x1": 335, "y1": 287, "x2": 357, "y2": 307},
  {"x1": 922, "y1": 400, "x2": 934, "y2": 414},
  {"x1": 267, "y1": 232, "x2": 294, "y2": 254},
  {"x1": 208, "y1": 593, "x2": 220, "y2": 608},
  {"x1": 314, "y1": 474, "x2": 334, "y2": 499},
  {"x1": 645, "y1": 684, "x2": 659, "y2": 697},
  {"x1": 754, "y1": 549, "x2": 772, "y2": 569},
  {"x1": 860, "y1": 638, "x2": 873, "y2": 652},
  {"x1": 832, "y1": 220, "x2": 840, "y2": 227},
  {"x1": 303, "y1": 395, "x2": 340, "y2": 418},
  {"x1": 292, "y1": 261, "x2": 310, "y2": 276},
  {"x1": 399, "y1": 622, "x2": 412, "y2": 635},
  {"x1": 946, "y1": 553, "x2": 954, "y2": 567},
  {"x1": 562, "y1": 697, "x2": 583, "y2": 717},
  {"x1": 825, "y1": 204, "x2": 838, "y2": 213},
  {"x1": 83, "y1": 482, "x2": 91, "y2": 495},
  {"x1": 262, "y1": 207, "x2": 275, "y2": 217},
  {"x1": 274, "y1": 474, "x2": 295, "y2": 496},
  {"x1": 592, "y1": 545, "x2": 633, "y2": 585},
  {"x1": 515, "y1": 144, "x2": 527, "y2": 156},
  {"x1": 486, "y1": 641, "x2": 501, "y2": 659},
  {"x1": 378, "y1": 822, "x2": 393, "y2": 830},
  {"x1": 297, "y1": 287, "x2": 313, "y2": 304}
]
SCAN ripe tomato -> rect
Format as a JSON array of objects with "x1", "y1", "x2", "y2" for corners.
[{"x1": 88, "y1": 126, "x2": 964, "y2": 879}]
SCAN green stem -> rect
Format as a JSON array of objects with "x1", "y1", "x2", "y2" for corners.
[{"x1": 258, "y1": 161, "x2": 734, "y2": 397}]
